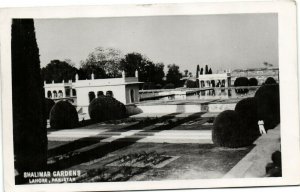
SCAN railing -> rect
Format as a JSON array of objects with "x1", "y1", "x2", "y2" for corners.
[
  {"x1": 139, "y1": 86, "x2": 261, "y2": 93},
  {"x1": 139, "y1": 86, "x2": 261, "y2": 101}
]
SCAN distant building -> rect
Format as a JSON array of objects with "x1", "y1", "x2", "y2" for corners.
[
  {"x1": 44, "y1": 80, "x2": 76, "y2": 100},
  {"x1": 197, "y1": 69, "x2": 232, "y2": 88},
  {"x1": 44, "y1": 70, "x2": 143, "y2": 114},
  {"x1": 231, "y1": 67, "x2": 279, "y2": 85}
]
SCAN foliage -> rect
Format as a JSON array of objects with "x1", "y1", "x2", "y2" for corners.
[
  {"x1": 185, "y1": 79, "x2": 197, "y2": 88},
  {"x1": 50, "y1": 101, "x2": 79, "y2": 129},
  {"x1": 12, "y1": 19, "x2": 48, "y2": 174},
  {"x1": 254, "y1": 84, "x2": 280, "y2": 130},
  {"x1": 265, "y1": 77, "x2": 276, "y2": 85},
  {"x1": 234, "y1": 97, "x2": 260, "y2": 141},
  {"x1": 77, "y1": 63, "x2": 107, "y2": 80},
  {"x1": 88, "y1": 96, "x2": 127, "y2": 123},
  {"x1": 249, "y1": 78, "x2": 258, "y2": 86},
  {"x1": 208, "y1": 68, "x2": 212, "y2": 74},
  {"x1": 166, "y1": 64, "x2": 183, "y2": 87},
  {"x1": 212, "y1": 110, "x2": 257, "y2": 148},
  {"x1": 142, "y1": 82, "x2": 157, "y2": 90},
  {"x1": 44, "y1": 98, "x2": 55, "y2": 119},
  {"x1": 41, "y1": 59, "x2": 78, "y2": 83},
  {"x1": 163, "y1": 83, "x2": 175, "y2": 89},
  {"x1": 234, "y1": 77, "x2": 249, "y2": 86},
  {"x1": 120, "y1": 52, "x2": 165, "y2": 85},
  {"x1": 184, "y1": 70, "x2": 189, "y2": 77},
  {"x1": 80, "y1": 47, "x2": 123, "y2": 78},
  {"x1": 266, "y1": 151, "x2": 281, "y2": 177},
  {"x1": 196, "y1": 65, "x2": 200, "y2": 78},
  {"x1": 205, "y1": 65, "x2": 209, "y2": 74},
  {"x1": 234, "y1": 77, "x2": 249, "y2": 94}
]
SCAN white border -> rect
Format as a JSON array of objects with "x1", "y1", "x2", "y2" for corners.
[{"x1": 0, "y1": 1, "x2": 299, "y2": 192}]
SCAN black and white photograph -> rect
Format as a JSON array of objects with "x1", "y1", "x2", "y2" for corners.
[{"x1": 0, "y1": 1, "x2": 299, "y2": 192}]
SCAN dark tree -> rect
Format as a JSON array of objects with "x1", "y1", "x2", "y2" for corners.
[
  {"x1": 185, "y1": 80, "x2": 197, "y2": 88},
  {"x1": 249, "y1": 78, "x2": 258, "y2": 86},
  {"x1": 41, "y1": 60, "x2": 78, "y2": 83},
  {"x1": 265, "y1": 77, "x2": 277, "y2": 85},
  {"x1": 196, "y1": 65, "x2": 200, "y2": 87},
  {"x1": 200, "y1": 67, "x2": 204, "y2": 75},
  {"x1": 196, "y1": 65, "x2": 200, "y2": 78},
  {"x1": 120, "y1": 52, "x2": 164, "y2": 84},
  {"x1": 12, "y1": 19, "x2": 47, "y2": 176},
  {"x1": 205, "y1": 65, "x2": 209, "y2": 74},
  {"x1": 166, "y1": 64, "x2": 183, "y2": 87},
  {"x1": 153, "y1": 62, "x2": 165, "y2": 85},
  {"x1": 80, "y1": 47, "x2": 122, "y2": 78},
  {"x1": 184, "y1": 69, "x2": 189, "y2": 77},
  {"x1": 234, "y1": 77, "x2": 249, "y2": 94},
  {"x1": 78, "y1": 63, "x2": 107, "y2": 80},
  {"x1": 208, "y1": 68, "x2": 212, "y2": 74}
]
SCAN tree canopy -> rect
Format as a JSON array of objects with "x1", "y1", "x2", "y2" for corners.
[
  {"x1": 166, "y1": 64, "x2": 183, "y2": 87},
  {"x1": 120, "y1": 52, "x2": 165, "y2": 84},
  {"x1": 41, "y1": 60, "x2": 78, "y2": 83},
  {"x1": 80, "y1": 47, "x2": 123, "y2": 78}
]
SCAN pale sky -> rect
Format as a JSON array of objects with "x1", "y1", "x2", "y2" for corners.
[{"x1": 34, "y1": 14, "x2": 278, "y2": 74}]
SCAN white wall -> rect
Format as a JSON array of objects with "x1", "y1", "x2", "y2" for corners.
[
  {"x1": 125, "y1": 84, "x2": 140, "y2": 104},
  {"x1": 76, "y1": 85, "x2": 127, "y2": 108}
]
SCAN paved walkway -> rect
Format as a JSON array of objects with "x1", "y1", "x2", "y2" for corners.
[{"x1": 48, "y1": 129, "x2": 212, "y2": 144}]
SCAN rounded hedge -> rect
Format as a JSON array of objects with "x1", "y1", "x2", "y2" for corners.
[
  {"x1": 255, "y1": 84, "x2": 280, "y2": 130},
  {"x1": 249, "y1": 78, "x2": 258, "y2": 86},
  {"x1": 265, "y1": 77, "x2": 276, "y2": 85},
  {"x1": 50, "y1": 100, "x2": 78, "y2": 129},
  {"x1": 234, "y1": 97, "x2": 260, "y2": 141},
  {"x1": 234, "y1": 77, "x2": 249, "y2": 94},
  {"x1": 213, "y1": 110, "x2": 245, "y2": 148},
  {"x1": 88, "y1": 96, "x2": 127, "y2": 123},
  {"x1": 44, "y1": 98, "x2": 55, "y2": 119}
]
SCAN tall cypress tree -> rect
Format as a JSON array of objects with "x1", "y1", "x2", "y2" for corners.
[
  {"x1": 196, "y1": 65, "x2": 200, "y2": 87},
  {"x1": 205, "y1": 65, "x2": 209, "y2": 74},
  {"x1": 12, "y1": 19, "x2": 47, "y2": 178}
]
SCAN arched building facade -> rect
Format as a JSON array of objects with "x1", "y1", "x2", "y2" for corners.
[{"x1": 44, "y1": 71, "x2": 143, "y2": 114}]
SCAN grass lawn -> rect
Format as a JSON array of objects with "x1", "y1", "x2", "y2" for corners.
[{"x1": 53, "y1": 142, "x2": 253, "y2": 182}]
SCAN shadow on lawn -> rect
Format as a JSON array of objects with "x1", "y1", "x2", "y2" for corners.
[{"x1": 47, "y1": 112, "x2": 204, "y2": 171}]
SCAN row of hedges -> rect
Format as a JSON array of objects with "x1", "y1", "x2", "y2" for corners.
[
  {"x1": 234, "y1": 77, "x2": 277, "y2": 94},
  {"x1": 46, "y1": 95, "x2": 127, "y2": 129},
  {"x1": 213, "y1": 83, "x2": 280, "y2": 148}
]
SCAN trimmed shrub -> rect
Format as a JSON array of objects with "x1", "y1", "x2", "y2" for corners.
[
  {"x1": 234, "y1": 77, "x2": 249, "y2": 94},
  {"x1": 265, "y1": 77, "x2": 277, "y2": 85},
  {"x1": 213, "y1": 110, "x2": 246, "y2": 148},
  {"x1": 12, "y1": 19, "x2": 48, "y2": 175},
  {"x1": 234, "y1": 77, "x2": 249, "y2": 86},
  {"x1": 50, "y1": 101, "x2": 78, "y2": 129},
  {"x1": 249, "y1": 78, "x2": 258, "y2": 86},
  {"x1": 163, "y1": 83, "x2": 175, "y2": 89},
  {"x1": 255, "y1": 84, "x2": 280, "y2": 130},
  {"x1": 185, "y1": 79, "x2": 197, "y2": 88},
  {"x1": 44, "y1": 98, "x2": 55, "y2": 119},
  {"x1": 142, "y1": 82, "x2": 156, "y2": 90},
  {"x1": 234, "y1": 97, "x2": 260, "y2": 141},
  {"x1": 88, "y1": 96, "x2": 127, "y2": 123}
]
